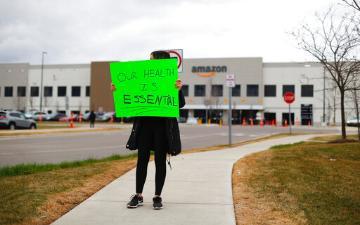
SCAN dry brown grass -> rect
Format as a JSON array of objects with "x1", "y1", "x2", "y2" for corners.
[
  {"x1": 232, "y1": 151, "x2": 307, "y2": 225},
  {"x1": 232, "y1": 141, "x2": 360, "y2": 225},
  {"x1": 311, "y1": 134, "x2": 358, "y2": 142},
  {"x1": 2, "y1": 159, "x2": 136, "y2": 225}
]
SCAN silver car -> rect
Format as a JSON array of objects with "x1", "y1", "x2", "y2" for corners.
[
  {"x1": 0, "y1": 111, "x2": 37, "y2": 130},
  {"x1": 32, "y1": 111, "x2": 49, "y2": 121},
  {"x1": 347, "y1": 117, "x2": 360, "y2": 127}
]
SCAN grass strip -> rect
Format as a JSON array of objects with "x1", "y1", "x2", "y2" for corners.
[
  {"x1": 0, "y1": 154, "x2": 138, "y2": 225},
  {"x1": 0, "y1": 154, "x2": 137, "y2": 177},
  {"x1": 232, "y1": 138, "x2": 360, "y2": 225}
]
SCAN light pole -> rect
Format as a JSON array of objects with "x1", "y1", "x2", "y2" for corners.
[
  {"x1": 322, "y1": 66, "x2": 326, "y2": 125},
  {"x1": 39, "y1": 51, "x2": 47, "y2": 112}
]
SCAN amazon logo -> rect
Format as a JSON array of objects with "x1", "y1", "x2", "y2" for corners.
[{"x1": 192, "y1": 66, "x2": 227, "y2": 77}]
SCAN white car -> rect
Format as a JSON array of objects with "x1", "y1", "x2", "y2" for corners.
[
  {"x1": 24, "y1": 112, "x2": 34, "y2": 119},
  {"x1": 186, "y1": 117, "x2": 198, "y2": 125},
  {"x1": 346, "y1": 117, "x2": 360, "y2": 126},
  {"x1": 32, "y1": 111, "x2": 49, "y2": 121}
]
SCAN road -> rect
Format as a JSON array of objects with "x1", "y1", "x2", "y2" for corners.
[{"x1": 0, "y1": 125, "x2": 341, "y2": 166}]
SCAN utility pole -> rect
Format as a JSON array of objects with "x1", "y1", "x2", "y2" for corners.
[
  {"x1": 39, "y1": 51, "x2": 47, "y2": 112},
  {"x1": 354, "y1": 88, "x2": 360, "y2": 142},
  {"x1": 226, "y1": 74, "x2": 235, "y2": 145},
  {"x1": 323, "y1": 67, "x2": 326, "y2": 125},
  {"x1": 228, "y1": 86, "x2": 232, "y2": 145}
]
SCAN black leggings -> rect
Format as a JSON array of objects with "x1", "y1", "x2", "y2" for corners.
[
  {"x1": 136, "y1": 147, "x2": 167, "y2": 196},
  {"x1": 136, "y1": 117, "x2": 168, "y2": 196}
]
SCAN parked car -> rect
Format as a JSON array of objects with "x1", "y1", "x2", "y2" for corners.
[
  {"x1": 82, "y1": 112, "x2": 91, "y2": 121},
  {"x1": 346, "y1": 117, "x2": 360, "y2": 127},
  {"x1": 0, "y1": 111, "x2": 37, "y2": 130},
  {"x1": 59, "y1": 114, "x2": 80, "y2": 122},
  {"x1": 231, "y1": 117, "x2": 242, "y2": 124},
  {"x1": 96, "y1": 112, "x2": 114, "y2": 122},
  {"x1": 186, "y1": 117, "x2": 198, "y2": 125},
  {"x1": 32, "y1": 111, "x2": 49, "y2": 121},
  {"x1": 24, "y1": 112, "x2": 34, "y2": 119},
  {"x1": 77, "y1": 112, "x2": 115, "y2": 122},
  {"x1": 46, "y1": 113, "x2": 67, "y2": 121},
  {"x1": 178, "y1": 117, "x2": 187, "y2": 123}
]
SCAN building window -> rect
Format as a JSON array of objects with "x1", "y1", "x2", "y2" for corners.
[
  {"x1": 31, "y1": 86, "x2": 39, "y2": 97},
  {"x1": 264, "y1": 85, "x2": 276, "y2": 97},
  {"x1": 72, "y1": 86, "x2": 81, "y2": 97},
  {"x1": 301, "y1": 85, "x2": 314, "y2": 97},
  {"x1": 17, "y1": 86, "x2": 26, "y2": 97},
  {"x1": 283, "y1": 85, "x2": 295, "y2": 96},
  {"x1": 211, "y1": 85, "x2": 223, "y2": 97},
  {"x1": 44, "y1": 86, "x2": 53, "y2": 97},
  {"x1": 86, "y1": 86, "x2": 90, "y2": 97},
  {"x1": 232, "y1": 85, "x2": 241, "y2": 96},
  {"x1": 247, "y1": 84, "x2": 259, "y2": 97},
  {"x1": 194, "y1": 85, "x2": 206, "y2": 97},
  {"x1": 182, "y1": 85, "x2": 189, "y2": 97},
  {"x1": 4, "y1": 87, "x2": 13, "y2": 97},
  {"x1": 58, "y1": 86, "x2": 66, "y2": 97}
]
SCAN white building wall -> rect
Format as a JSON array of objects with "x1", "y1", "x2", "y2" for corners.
[
  {"x1": 263, "y1": 62, "x2": 326, "y2": 125},
  {"x1": 263, "y1": 62, "x2": 356, "y2": 125},
  {"x1": 0, "y1": 63, "x2": 29, "y2": 111},
  {"x1": 28, "y1": 64, "x2": 90, "y2": 115}
]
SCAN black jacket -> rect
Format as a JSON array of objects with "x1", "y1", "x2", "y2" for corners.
[
  {"x1": 126, "y1": 90, "x2": 186, "y2": 156},
  {"x1": 89, "y1": 112, "x2": 96, "y2": 122}
]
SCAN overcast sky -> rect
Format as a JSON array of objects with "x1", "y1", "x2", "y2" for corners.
[{"x1": 0, "y1": 0, "x2": 344, "y2": 64}]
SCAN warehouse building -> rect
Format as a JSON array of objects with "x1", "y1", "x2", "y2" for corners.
[{"x1": 0, "y1": 57, "x2": 356, "y2": 125}]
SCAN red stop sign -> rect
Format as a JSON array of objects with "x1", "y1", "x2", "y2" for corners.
[{"x1": 284, "y1": 92, "x2": 295, "y2": 104}]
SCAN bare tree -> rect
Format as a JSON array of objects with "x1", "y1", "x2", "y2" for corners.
[
  {"x1": 292, "y1": 7, "x2": 360, "y2": 139},
  {"x1": 343, "y1": 0, "x2": 360, "y2": 11}
]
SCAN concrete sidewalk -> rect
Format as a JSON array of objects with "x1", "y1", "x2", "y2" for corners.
[{"x1": 52, "y1": 134, "x2": 319, "y2": 225}]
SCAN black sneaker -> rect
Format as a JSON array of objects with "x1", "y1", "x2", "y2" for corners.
[
  {"x1": 127, "y1": 194, "x2": 143, "y2": 208},
  {"x1": 153, "y1": 196, "x2": 163, "y2": 210}
]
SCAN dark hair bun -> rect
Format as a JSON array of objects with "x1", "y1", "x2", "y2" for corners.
[{"x1": 151, "y1": 51, "x2": 170, "y2": 59}]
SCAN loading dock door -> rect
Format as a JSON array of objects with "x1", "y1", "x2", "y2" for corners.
[
  {"x1": 264, "y1": 112, "x2": 276, "y2": 124},
  {"x1": 282, "y1": 113, "x2": 294, "y2": 126},
  {"x1": 301, "y1": 104, "x2": 313, "y2": 125},
  {"x1": 194, "y1": 110, "x2": 206, "y2": 123}
]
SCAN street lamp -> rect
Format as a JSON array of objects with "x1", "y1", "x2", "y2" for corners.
[{"x1": 39, "y1": 51, "x2": 47, "y2": 112}]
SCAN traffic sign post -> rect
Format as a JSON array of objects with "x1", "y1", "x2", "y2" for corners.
[
  {"x1": 226, "y1": 74, "x2": 235, "y2": 145},
  {"x1": 166, "y1": 49, "x2": 183, "y2": 73},
  {"x1": 284, "y1": 92, "x2": 295, "y2": 134}
]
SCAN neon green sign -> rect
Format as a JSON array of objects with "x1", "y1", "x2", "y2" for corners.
[{"x1": 110, "y1": 59, "x2": 179, "y2": 117}]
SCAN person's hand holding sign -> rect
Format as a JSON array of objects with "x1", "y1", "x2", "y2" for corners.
[
  {"x1": 111, "y1": 83, "x2": 116, "y2": 92},
  {"x1": 175, "y1": 79, "x2": 182, "y2": 90}
]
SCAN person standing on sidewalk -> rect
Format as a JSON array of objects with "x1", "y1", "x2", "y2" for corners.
[
  {"x1": 111, "y1": 51, "x2": 185, "y2": 210},
  {"x1": 89, "y1": 110, "x2": 96, "y2": 128}
]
